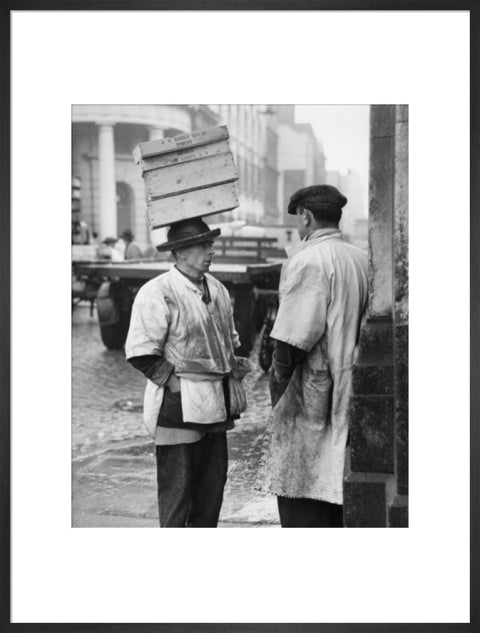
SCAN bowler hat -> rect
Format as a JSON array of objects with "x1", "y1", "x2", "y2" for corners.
[
  {"x1": 156, "y1": 218, "x2": 221, "y2": 252},
  {"x1": 287, "y1": 184, "x2": 348, "y2": 216}
]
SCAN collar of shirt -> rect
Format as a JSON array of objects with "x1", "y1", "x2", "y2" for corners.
[
  {"x1": 304, "y1": 228, "x2": 342, "y2": 242},
  {"x1": 285, "y1": 228, "x2": 342, "y2": 260},
  {"x1": 175, "y1": 265, "x2": 204, "y2": 286},
  {"x1": 173, "y1": 266, "x2": 211, "y2": 304}
]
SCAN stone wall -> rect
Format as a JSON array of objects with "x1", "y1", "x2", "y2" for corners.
[{"x1": 344, "y1": 105, "x2": 409, "y2": 527}]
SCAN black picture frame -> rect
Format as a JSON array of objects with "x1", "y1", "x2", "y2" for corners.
[{"x1": 2, "y1": 2, "x2": 478, "y2": 632}]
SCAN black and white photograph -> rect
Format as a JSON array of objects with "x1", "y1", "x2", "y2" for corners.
[
  {"x1": 71, "y1": 104, "x2": 407, "y2": 529},
  {"x1": 6, "y1": 7, "x2": 474, "y2": 629}
]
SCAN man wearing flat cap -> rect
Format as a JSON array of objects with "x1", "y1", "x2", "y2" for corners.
[
  {"x1": 258, "y1": 184, "x2": 368, "y2": 527},
  {"x1": 125, "y1": 218, "x2": 249, "y2": 527}
]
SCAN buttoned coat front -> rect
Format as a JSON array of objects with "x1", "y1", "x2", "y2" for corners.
[{"x1": 258, "y1": 229, "x2": 368, "y2": 505}]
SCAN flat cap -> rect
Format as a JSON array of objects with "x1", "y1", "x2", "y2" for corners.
[{"x1": 287, "y1": 184, "x2": 348, "y2": 215}]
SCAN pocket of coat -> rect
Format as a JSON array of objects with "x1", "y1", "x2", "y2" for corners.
[
  {"x1": 302, "y1": 367, "x2": 333, "y2": 422},
  {"x1": 179, "y1": 378, "x2": 227, "y2": 424}
]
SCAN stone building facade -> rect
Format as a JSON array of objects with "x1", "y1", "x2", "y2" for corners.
[
  {"x1": 327, "y1": 168, "x2": 367, "y2": 249},
  {"x1": 275, "y1": 105, "x2": 327, "y2": 226},
  {"x1": 72, "y1": 105, "x2": 328, "y2": 247},
  {"x1": 72, "y1": 105, "x2": 219, "y2": 246},
  {"x1": 208, "y1": 105, "x2": 278, "y2": 225},
  {"x1": 344, "y1": 105, "x2": 409, "y2": 527},
  {"x1": 212, "y1": 105, "x2": 326, "y2": 229}
]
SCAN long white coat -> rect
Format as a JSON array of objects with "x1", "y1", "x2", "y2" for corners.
[{"x1": 258, "y1": 228, "x2": 368, "y2": 504}]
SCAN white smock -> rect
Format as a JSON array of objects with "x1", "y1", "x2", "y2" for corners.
[
  {"x1": 257, "y1": 229, "x2": 368, "y2": 504},
  {"x1": 125, "y1": 266, "x2": 240, "y2": 440}
]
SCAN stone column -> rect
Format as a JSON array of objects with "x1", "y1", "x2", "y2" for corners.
[
  {"x1": 390, "y1": 106, "x2": 409, "y2": 526},
  {"x1": 368, "y1": 107, "x2": 395, "y2": 317},
  {"x1": 344, "y1": 105, "x2": 409, "y2": 527},
  {"x1": 97, "y1": 123, "x2": 117, "y2": 239}
]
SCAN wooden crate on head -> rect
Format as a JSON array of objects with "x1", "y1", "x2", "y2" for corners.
[{"x1": 132, "y1": 125, "x2": 239, "y2": 230}]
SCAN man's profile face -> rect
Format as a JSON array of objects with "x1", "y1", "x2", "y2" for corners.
[
  {"x1": 296, "y1": 206, "x2": 309, "y2": 240},
  {"x1": 180, "y1": 240, "x2": 215, "y2": 276}
]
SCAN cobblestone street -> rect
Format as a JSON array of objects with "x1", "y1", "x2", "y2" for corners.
[{"x1": 72, "y1": 303, "x2": 279, "y2": 527}]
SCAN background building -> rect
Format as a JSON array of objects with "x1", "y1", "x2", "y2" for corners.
[
  {"x1": 275, "y1": 105, "x2": 327, "y2": 227},
  {"x1": 207, "y1": 105, "x2": 276, "y2": 226},
  {"x1": 327, "y1": 168, "x2": 367, "y2": 249},
  {"x1": 72, "y1": 104, "x2": 366, "y2": 251},
  {"x1": 72, "y1": 105, "x2": 220, "y2": 247}
]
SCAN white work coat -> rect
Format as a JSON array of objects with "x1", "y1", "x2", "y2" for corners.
[
  {"x1": 258, "y1": 229, "x2": 368, "y2": 504},
  {"x1": 125, "y1": 266, "x2": 240, "y2": 436}
]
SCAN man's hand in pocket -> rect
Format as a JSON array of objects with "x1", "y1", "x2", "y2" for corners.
[{"x1": 166, "y1": 373, "x2": 181, "y2": 393}]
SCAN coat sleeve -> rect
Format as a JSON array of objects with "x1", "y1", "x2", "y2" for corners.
[
  {"x1": 127, "y1": 354, "x2": 175, "y2": 386},
  {"x1": 125, "y1": 283, "x2": 171, "y2": 359},
  {"x1": 270, "y1": 254, "x2": 331, "y2": 352},
  {"x1": 269, "y1": 340, "x2": 307, "y2": 406}
]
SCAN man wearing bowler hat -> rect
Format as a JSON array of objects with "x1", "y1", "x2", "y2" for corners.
[
  {"x1": 125, "y1": 217, "x2": 249, "y2": 527},
  {"x1": 257, "y1": 185, "x2": 368, "y2": 527}
]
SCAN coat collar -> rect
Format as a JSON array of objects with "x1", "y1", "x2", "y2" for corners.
[
  {"x1": 285, "y1": 228, "x2": 342, "y2": 259},
  {"x1": 305, "y1": 227, "x2": 342, "y2": 243},
  {"x1": 169, "y1": 265, "x2": 216, "y2": 300}
]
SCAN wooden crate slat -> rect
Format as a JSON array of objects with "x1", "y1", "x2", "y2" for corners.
[
  {"x1": 133, "y1": 125, "x2": 229, "y2": 162},
  {"x1": 139, "y1": 140, "x2": 231, "y2": 172},
  {"x1": 147, "y1": 182, "x2": 239, "y2": 229},
  {"x1": 144, "y1": 152, "x2": 238, "y2": 200}
]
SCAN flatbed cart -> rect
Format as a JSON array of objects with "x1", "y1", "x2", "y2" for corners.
[{"x1": 72, "y1": 257, "x2": 282, "y2": 361}]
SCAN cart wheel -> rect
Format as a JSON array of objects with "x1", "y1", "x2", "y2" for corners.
[
  {"x1": 258, "y1": 320, "x2": 274, "y2": 372},
  {"x1": 96, "y1": 281, "x2": 132, "y2": 350},
  {"x1": 99, "y1": 311, "x2": 130, "y2": 349}
]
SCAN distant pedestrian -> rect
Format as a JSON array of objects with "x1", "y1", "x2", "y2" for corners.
[
  {"x1": 257, "y1": 185, "x2": 368, "y2": 527},
  {"x1": 119, "y1": 229, "x2": 143, "y2": 260},
  {"x1": 98, "y1": 237, "x2": 124, "y2": 262},
  {"x1": 72, "y1": 210, "x2": 90, "y2": 245},
  {"x1": 125, "y1": 218, "x2": 250, "y2": 527}
]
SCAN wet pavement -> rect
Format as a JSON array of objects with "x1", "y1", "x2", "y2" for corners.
[{"x1": 72, "y1": 303, "x2": 279, "y2": 527}]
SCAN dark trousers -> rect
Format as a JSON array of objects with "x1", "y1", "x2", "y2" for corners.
[
  {"x1": 155, "y1": 433, "x2": 228, "y2": 527},
  {"x1": 277, "y1": 495, "x2": 344, "y2": 528}
]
